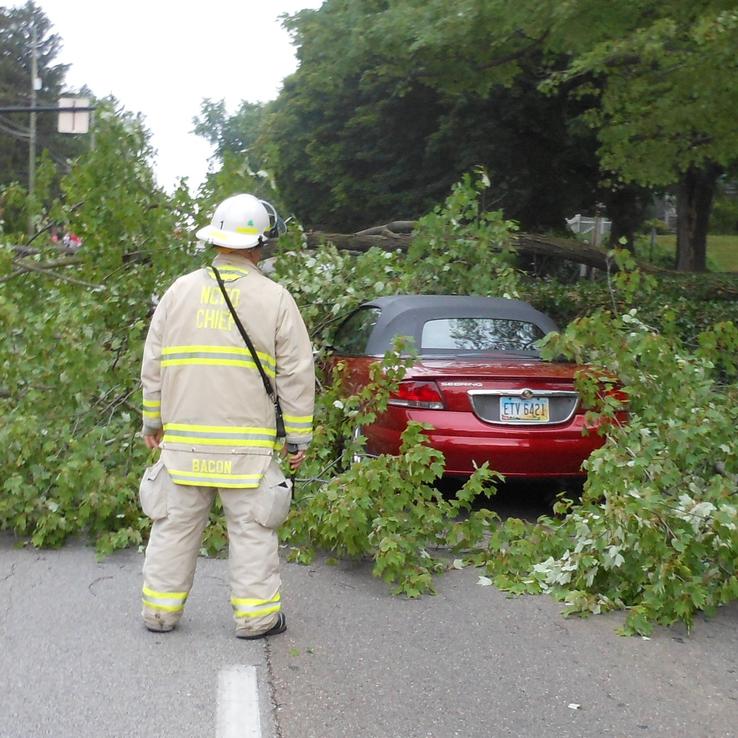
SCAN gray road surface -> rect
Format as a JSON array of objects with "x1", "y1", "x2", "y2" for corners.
[{"x1": 0, "y1": 536, "x2": 736, "y2": 738}]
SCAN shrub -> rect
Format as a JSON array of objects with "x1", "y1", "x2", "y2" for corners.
[
  {"x1": 466, "y1": 264, "x2": 738, "y2": 634},
  {"x1": 282, "y1": 343, "x2": 501, "y2": 596}
]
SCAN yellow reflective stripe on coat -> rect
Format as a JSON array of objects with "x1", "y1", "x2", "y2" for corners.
[
  {"x1": 165, "y1": 423, "x2": 276, "y2": 434},
  {"x1": 164, "y1": 436, "x2": 276, "y2": 448},
  {"x1": 231, "y1": 593, "x2": 281, "y2": 618},
  {"x1": 168, "y1": 468, "x2": 264, "y2": 488},
  {"x1": 212, "y1": 264, "x2": 250, "y2": 273},
  {"x1": 161, "y1": 345, "x2": 276, "y2": 377},
  {"x1": 283, "y1": 414, "x2": 312, "y2": 423},
  {"x1": 283, "y1": 413, "x2": 312, "y2": 436},
  {"x1": 142, "y1": 398, "x2": 161, "y2": 420},
  {"x1": 142, "y1": 586, "x2": 188, "y2": 612},
  {"x1": 284, "y1": 416, "x2": 312, "y2": 433},
  {"x1": 206, "y1": 265, "x2": 250, "y2": 282},
  {"x1": 162, "y1": 344, "x2": 276, "y2": 369},
  {"x1": 163, "y1": 423, "x2": 277, "y2": 449}
]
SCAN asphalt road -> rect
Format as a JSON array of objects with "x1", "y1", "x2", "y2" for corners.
[{"x1": 0, "y1": 535, "x2": 736, "y2": 738}]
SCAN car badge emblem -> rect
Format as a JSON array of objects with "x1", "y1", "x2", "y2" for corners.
[{"x1": 521, "y1": 389, "x2": 534, "y2": 400}]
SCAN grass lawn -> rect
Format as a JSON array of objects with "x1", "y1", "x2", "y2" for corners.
[{"x1": 654, "y1": 234, "x2": 738, "y2": 272}]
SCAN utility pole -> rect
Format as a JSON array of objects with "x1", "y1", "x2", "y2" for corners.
[{"x1": 28, "y1": 22, "x2": 39, "y2": 237}]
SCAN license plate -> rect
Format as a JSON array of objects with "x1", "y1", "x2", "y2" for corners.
[{"x1": 500, "y1": 396, "x2": 550, "y2": 422}]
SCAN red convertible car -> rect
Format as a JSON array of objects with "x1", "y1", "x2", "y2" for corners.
[{"x1": 328, "y1": 295, "x2": 615, "y2": 479}]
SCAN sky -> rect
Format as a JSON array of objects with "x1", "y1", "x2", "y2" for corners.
[{"x1": 30, "y1": 0, "x2": 324, "y2": 191}]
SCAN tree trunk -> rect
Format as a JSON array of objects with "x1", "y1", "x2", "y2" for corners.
[
  {"x1": 303, "y1": 229, "x2": 656, "y2": 272},
  {"x1": 605, "y1": 185, "x2": 649, "y2": 252},
  {"x1": 294, "y1": 225, "x2": 738, "y2": 297},
  {"x1": 676, "y1": 165, "x2": 721, "y2": 272}
]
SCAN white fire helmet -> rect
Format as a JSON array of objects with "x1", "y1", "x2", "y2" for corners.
[{"x1": 195, "y1": 193, "x2": 285, "y2": 249}]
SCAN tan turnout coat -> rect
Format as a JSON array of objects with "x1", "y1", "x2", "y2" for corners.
[{"x1": 141, "y1": 252, "x2": 315, "y2": 488}]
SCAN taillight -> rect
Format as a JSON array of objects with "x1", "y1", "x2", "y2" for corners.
[
  {"x1": 578, "y1": 383, "x2": 629, "y2": 423},
  {"x1": 388, "y1": 380, "x2": 445, "y2": 410},
  {"x1": 575, "y1": 370, "x2": 629, "y2": 413},
  {"x1": 608, "y1": 388, "x2": 629, "y2": 406},
  {"x1": 596, "y1": 386, "x2": 629, "y2": 409}
]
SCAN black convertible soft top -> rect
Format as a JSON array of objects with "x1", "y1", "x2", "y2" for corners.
[{"x1": 361, "y1": 295, "x2": 559, "y2": 355}]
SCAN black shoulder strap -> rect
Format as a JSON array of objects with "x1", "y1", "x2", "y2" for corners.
[{"x1": 211, "y1": 266, "x2": 286, "y2": 438}]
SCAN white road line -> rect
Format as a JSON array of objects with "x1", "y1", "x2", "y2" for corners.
[{"x1": 216, "y1": 665, "x2": 262, "y2": 738}]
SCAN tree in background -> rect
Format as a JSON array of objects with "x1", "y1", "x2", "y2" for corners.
[
  {"x1": 0, "y1": 103, "x2": 197, "y2": 553},
  {"x1": 191, "y1": 99, "x2": 286, "y2": 223},
  {"x1": 194, "y1": 1, "x2": 603, "y2": 233},
  {"x1": 0, "y1": 1, "x2": 88, "y2": 232},
  {"x1": 192, "y1": 98, "x2": 267, "y2": 168},
  {"x1": 710, "y1": 171, "x2": 738, "y2": 235},
  {"x1": 342, "y1": 0, "x2": 738, "y2": 269},
  {"x1": 541, "y1": 1, "x2": 738, "y2": 271},
  {"x1": 196, "y1": 0, "x2": 738, "y2": 270}
]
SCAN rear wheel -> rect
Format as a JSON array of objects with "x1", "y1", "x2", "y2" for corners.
[{"x1": 544, "y1": 478, "x2": 584, "y2": 512}]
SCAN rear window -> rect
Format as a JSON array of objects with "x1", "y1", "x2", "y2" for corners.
[
  {"x1": 332, "y1": 306, "x2": 381, "y2": 355},
  {"x1": 420, "y1": 318, "x2": 545, "y2": 352}
]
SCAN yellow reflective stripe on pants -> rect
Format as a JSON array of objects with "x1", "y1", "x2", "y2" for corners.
[
  {"x1": 142, "y1": 586, "x2": 188, "y2": 612},
  {"x1": 231, "y1": 593, "x2": 281, "y2": 618},
  {"x1": 168, "y1": 469, "x2": 264, "y2": 488}
]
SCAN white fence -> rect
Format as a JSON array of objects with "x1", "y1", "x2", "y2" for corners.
[{"x1": 565, "y1": 214, "x2": 611, "y2": 246}]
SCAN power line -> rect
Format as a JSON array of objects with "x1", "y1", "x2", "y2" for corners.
[
  {"x1": 0, "y1": 104, "x2": 97, "y2": 113},
  {"x1": 0, "y1": 114, "x2": 31, "y2": 136},
  {"x1": 0, "y1": 121, "x2": 30, "y2": 139}
]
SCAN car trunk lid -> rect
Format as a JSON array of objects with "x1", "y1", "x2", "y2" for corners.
[{"x1": 408, "y1": 358, "x2": 581, "y2": 424}]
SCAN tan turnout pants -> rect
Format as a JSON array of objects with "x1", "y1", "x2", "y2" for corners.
[{"x1": 140, "y1": 459, "x2": 291, "y2": 636}]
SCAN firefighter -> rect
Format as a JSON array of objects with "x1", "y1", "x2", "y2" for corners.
[{"x1": 139, "y1": 193, "x2": 314, "y2": 638}]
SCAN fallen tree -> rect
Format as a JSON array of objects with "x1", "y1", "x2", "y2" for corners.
[
  {"x1": 303, "y1": 222, "x2": 738, "y2": 300},
  {"x1": 2, "y1": 246, "x2": 148, "y2": 289},
  {"x1": 305, "y1": 221, "x2": 644, "y2": 272}
]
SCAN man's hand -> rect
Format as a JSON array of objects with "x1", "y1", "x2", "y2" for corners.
[
  {"x1": 287, "y1": 449, "x2": 306, "y2": 471},
  {"x1": 144, "y1": 428, "x2": 163, "y2": 450}
]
